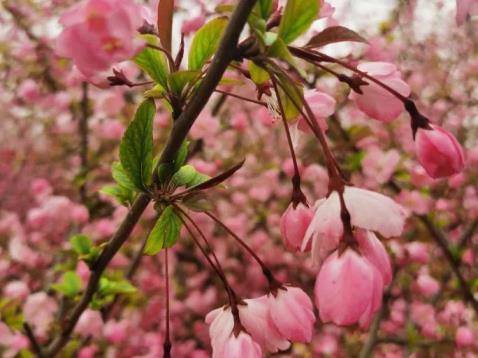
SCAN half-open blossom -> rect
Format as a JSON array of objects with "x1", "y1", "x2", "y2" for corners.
[
  {"x1": 221, "y1": 332, "x2": 262, "y2": 358},
  {"x1": 315, "y1": 249, "x2": 383, "y2": 328},
  {"x1": 56, "y1": 0, "x2": 144, "y2": 78},
  {"x1": 415, "y1": 125, "x2": 465, "y2": 178},
  {"x1": 297, "y1": 90, "x2": 336, "y2": 132},
  {"x1": 268, "y1": 286, "x2": 315, "y2": 343},
  {"x1": 350, "y1": 62, "x2": 410, "y2": 122},
  {"x1": 303, "y1": 186, "x2": 407, "y2": 265},
  {"x1": 280, "y1": 203, "x2": 313, "y2": 251}
]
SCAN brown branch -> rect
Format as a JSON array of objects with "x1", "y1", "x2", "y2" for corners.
[
  {"x1": 78, "y1": 82, "x2": 89, "y2": 203},
  {"x1": 43, "y1": 0, "x2": 257, "y2": 355},
  {"x1": 23, "y1": 323, "x2": 44, "y2": 358}
]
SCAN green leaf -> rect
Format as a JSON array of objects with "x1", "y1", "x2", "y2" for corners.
[
  {"x1": 144, "y1": 84, "x2": 165, "y2": 99},
  {"x1": 278, "y1": 0, "x2": 319, "y2": 44},
  {"x1": 70, "y1": 234, "x2": 92, "y2": 256},
  {"x1": 276, "y1": 75, "x2": 303, "y2": 122},
  {"x1": 100, "y1": 184, "x2": 134, "y2": 206},
  {"x1": 268, "y1": 37, "x2": 296, "y2": 66},
  {"x1": 256, "y1": 0, "x2": 273, "y2": 19},
  {"x1": 249, "y1": 61, "x2": 270, "y2": 85},
  {"x1": 52, "y1": 271, "x2": 81, "y2": 298},
  {"x1": 144, "y1": 206, "x2": 182, "y2": 255},
  {"x1": 170, "y1": 71, "x2": 201, "y2": 94},
  {"x1": 174, "y1": 140, "x2": 190, "y2": 171},
  {"x1": 172, "y1": 165, "x2": 210, "y2": 187},
  {"x1": 134, "y1": 35, "x2": 169, "y2": 86},
  {"x1": 119, "y1": 99, "x2": 156, "y2": 191},
  {"x1": 305, "y1": 25, "x2": 367, "y2": 48},
  {"x1": 182, "y1": 191, "x2": 213, "y2": 212},
  {"x1": 112, "y1": 162, "x2": 136, "y2": 191},
  {"x1": 188, "y1": 17, "x2": 228, "y2": 70},
  {"x1": 99, "y1": 277, "x2": 136, "y2": 296}
]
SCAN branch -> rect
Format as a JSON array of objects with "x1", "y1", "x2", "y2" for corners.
[
  {"x1": 78, "y1": 82, "x2": 89, "y2": 203},
  {"x1": 418, "y1": 215, "x2": 478, "y2": 313},
  {"x1": 23, "y1": 323, "x2": 44, "y2": 358},
  {"x1": 43, "y1": 0, "x2": 257, "y2": 355}
]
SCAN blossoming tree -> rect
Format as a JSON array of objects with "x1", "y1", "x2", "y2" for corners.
[{"x1": 1, "y1": 0, "x2": 477, "y2": 357}]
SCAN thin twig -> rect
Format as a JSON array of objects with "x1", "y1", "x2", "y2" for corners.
[
  {"x1": 214, "y1": 89, "x2": 267, "y2": 106},
  {"x1": 23, "y1": 323, "x2": 44, "y2": 358}
]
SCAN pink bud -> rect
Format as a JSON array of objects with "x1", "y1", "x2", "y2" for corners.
[
  {"x1": 221, "y1": 332, "x2": 262, "y2": 358},
  {"x1": 350, "y1": 62, "x2": 410, "y2": 122},
  {"x1": 415, "y1": 125, "x2": 465, "y2": 178},
  {"x1": 405, "y1": 242, "x2": 429, "y2": 264},
  {"x1": 280, "y1": 203, "x2": 313, "y2": 252},
  {"x1": 268, "y1": 286, "x2": 315, "y2": 342},
  {"x1": 315, "y1": 249, "x2": 383, "y2": 328},
  {"x1": 455, "y1": 326, "x2": 474, "y2": 348}
]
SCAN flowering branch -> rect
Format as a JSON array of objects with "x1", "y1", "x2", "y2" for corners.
[{"x1": 42, "y1": 0, "x2": 258, "y2": 355}]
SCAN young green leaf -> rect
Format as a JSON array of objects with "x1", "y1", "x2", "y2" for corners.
[
  {"x1": 172, "y1": 164, "x2": 210, "y2": 187},
  {"x1": 98, "y1": 277, "x2": 136, "y2": 296},
  {"x1": 255, "y1": 0, "x2": 273, "y2": 20},
  {"x1": 70, "y1": 234, "x2": 92, "y2": 256},
  {"x1": 134, "y1": 35, "x2": 169, "y2": 87},
  {"x1": 276, "y1": 74, "x2": 304, "y2": 122},
  {"x1": 144, "y1": 206, "x2": 182, "y2": 255},
  {"x1": 100, "y1": 184, "x2": 134, "y2": 206},
  {"x1": 112, "y1": 162, "x2": 136, "y2": 191},
  {"x1": 249, "y1": 61, "x2": 270, "y2": 85},
  {"x1": 174, "y1": 140, "x2": 190, "y2": 171},
  {"x1": 119, "y1": 99, "x2": 156, "y2": 191},
  {"x1": 278, "y1": 0, "x2": 319, "y2": 44},
  {"x1": 188, "y1": 17, "x2": 228, "y2": 71},
  {"x1": 169, "y1": 70, "x2": 201, "y2": 95},
  {"x1": 305, "y1": 26, "x2": 367, "y2": 48},
  {"x1": 52, "y1": 271, "x2": 82, "y2": 298}
]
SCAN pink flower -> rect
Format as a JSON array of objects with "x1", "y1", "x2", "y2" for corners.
[
  {"x1": 298, "y1": 90, "x2": 336, "y2": 132},
  {"x1": 315, "y1": 249, "x2": 383, "y2": 328},
  {"x1": 280, "y1": 203, "x2": 313, "y2": 251},
  {"x1": 350, "y1": 62, "x2": 410, "y2": 122},
  {"x1": 56, "y1": 0, "x2": 144, "y2": 78},
  {"x1": 455, "y1": 326, "x2": 474, "y2": 348},
  {"x1": 303, "y1": 186, "x2": 407, "y2": 265},
  {"x1": 405, "y1": 242, "x2": 429, "y2": 264},
  {"x1": 3, "y1": 281, "x2": 30, "y2": 301},
  {"x1": 238, "y1": 296, "x2": 290, "y2": 352},
  {"x1": 221, "y1": 332, "x2": 262, "y2": 358},
  {"x1": 415, "y1": 125, "x2": 465, "y2": 178},
  {"x1": 206, "y1": 307, "x2": 235, "y2": 358},
  {"x1": 355, "y1": 230, "x2": 392, "y2": 286},
  {"x1": 268, "y1": 286, "x2": 315, "y2": 342},
  {"x1": 23, "y1": 292, "x2": 58, "y2": 338},
  {"x1": 415, "y1": 273, "x2": 440, "y2": 298},
  {"x1": 75, "y1": 309, "x2": 104, "y2": 338}
]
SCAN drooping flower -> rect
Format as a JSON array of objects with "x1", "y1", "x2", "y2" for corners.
[
  {"x1": 238, "y1": 296, "x2": 290, "y2": 353},
  {"x1": 314, "y1": 249, "x2": 383, "y2": 328},
  {"x1": 415, "y1": 125, "x2": 465, "y2": 179},
  {"x1": 221, "y1": 332, "x2": 262, "y2": 358},
  {"x1": 280, "y1": 203, "x2": 313, "y2": 251},
  {"x1": 267, "y1": 286, "x2": 315, "y2": 342},
  {"x1": 350, "y1": 62, "x2": 410, "y2": 122},
  {"x1": 355, "y1": 229, "x2": 392, "y2": 286},
  {"x1": 303, "y1": 186, "x2": 407, "y2": 265},
  {"x1": 56, "y1": 0, "x2": 144, "y2": 79},
  {"x1": 205, "y1": 307, "x2": 235, "y2": 358}
]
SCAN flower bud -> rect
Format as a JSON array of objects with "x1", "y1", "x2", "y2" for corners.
[{"x1": 415, "y1": 125, "x2": 465, "y2": 178}]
